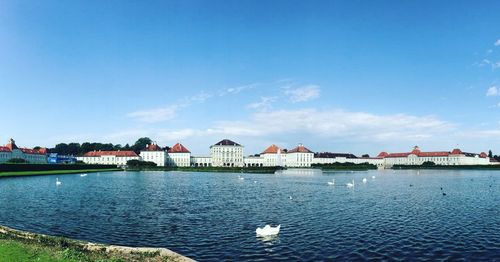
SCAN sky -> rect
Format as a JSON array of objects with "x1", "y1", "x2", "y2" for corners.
[{"x1": 1, "y1": 0, "x2": 500, "y2": 156}]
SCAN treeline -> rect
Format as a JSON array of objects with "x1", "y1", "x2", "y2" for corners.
[{"x1": 47, "y1": 137, "x2": 170, "y2": 156}]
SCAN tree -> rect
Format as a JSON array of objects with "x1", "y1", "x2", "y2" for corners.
[
  {"x1": 422, "y1": 161, "x2": 436, "y2": 166},
  {"x1": 126, "y1": 159, "x2": 157, "y2": 168},
  {"x1": 361, "y1": 154, "x2": 370, "y2": 158},
  {"x1": 131, "y1": 137, "x2": 153, "y2": 153},
  {"x1": 488, "y1": 150, "x2": 493, "y2": 158}
]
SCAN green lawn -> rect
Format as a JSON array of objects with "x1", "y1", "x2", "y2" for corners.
[
  {"x1": 0, "y1": 238, "x2": 122, "y2": 262},
  {"x1": 0, "y1": 169, "x2": 121, "y2": 178}
]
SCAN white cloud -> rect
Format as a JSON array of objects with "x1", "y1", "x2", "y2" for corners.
[
  {"x1": 495, "y1": 39, "x2": 500, "y2": 46},
  {"x1": 284, "y1": 85, "x2": 320, "y2": 103},
  {"x1": 247, "y1": 97, "x2": 277, "y2": 111},
  {"x1": 126, "y1": 105, "x2": 179, "y2": 123},
  {"x1": 486, "y1": 86, "x2": 499, "y2": 96},
  {"x1": 219, "y1": 83, "x2": 258, "y2": 96}
]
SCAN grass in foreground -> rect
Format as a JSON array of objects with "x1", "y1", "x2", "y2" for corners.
[
  {"x1": 0, "y1": 238, "x2": 120, "y2": 262},
  {"x1": 0, "y1": 169, "x2": 121, "y2": 178}
]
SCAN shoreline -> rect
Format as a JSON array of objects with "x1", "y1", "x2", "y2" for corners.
[
  {"x1": 0, "y1": 224, "x2": 195, "y2": 262},
  {"x1": 0, "y1": 168, "x2": 122, "y2": 178}
]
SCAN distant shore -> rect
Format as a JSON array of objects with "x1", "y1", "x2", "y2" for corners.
[
  {"x1": 0, "y1": 225, "x2": 194, "y2": 262},
  {"x1": 0, "y1": 169, "x2": 121, "y2": 178}
]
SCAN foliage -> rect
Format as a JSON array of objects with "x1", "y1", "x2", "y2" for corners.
[
  {"x1": 47, "y1": 137, "x2": 153, "y2": 156},
  {"x1": 7, "y1": 158, "x2": 28, "y2": 163},
  {"x1": 126, "y1": 159, "x2": 157, "y2": 168},
  {"x1": 422, "y1": 161, "x2": 436, "y2": 166}
]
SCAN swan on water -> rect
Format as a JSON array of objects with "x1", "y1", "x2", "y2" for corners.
[
  {"x1": 289, "y1": 196, "x2": 293, "y2": 200},
  {"x1": 256, "y1": 225, "x2": 281, "y2": 237},
  {"x1": 346, "y1": 179, "x2": 354, "y2": 188},
  {"x1": 80, "y1": 173, "x2": 87, "y2": 177},
  {"x1": 56, "y1": 178, "x2": 62, "y2": 186},
  {"x1": 327, "y1": 179, "x2": 335, "y2": 185},
  {"x1": 372, "y1": 175, "x2": 376, "y2": 179},
  {"x1": 362, "y1": 178, "x2": 367, "y2": 183},
  {"x1": 238, "y1": 175, "x2": 244, "y2": 180}
]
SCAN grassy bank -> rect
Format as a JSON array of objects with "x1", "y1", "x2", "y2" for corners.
[
  {"x1": 0, "y1": 225, "x2": 192, "y2": 262},
  {"x1": 0, "y1": 169, "x2": 121, "y2": 178}
]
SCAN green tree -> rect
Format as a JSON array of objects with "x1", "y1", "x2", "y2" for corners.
[
  {"x1": 7, "y1": 158, "x2": 28, "y2": 163},
  {"x1": 131, "y1": 137, "x2": 152, "y2": 153},
  {"x1": 488, "y1": 150, "x2": 493, "y2": 158}
]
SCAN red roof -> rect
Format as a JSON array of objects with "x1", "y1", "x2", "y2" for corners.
[
  {"x1": 5, "y1": 138, "x2": 18, "y2": 150},
  {"x1": 0, "y1": 146, "x2": 11, "y2": 152},
  {"x1": 83, "y1": 151, "x2": 138, "y2": 157},
  {"x1": 144, "y1": 143, "x2": 162, "y2": 151},
  {"x1": 20, "y1": 148, "x2": 47, "y2": 155},
  {"x1": 479, "y1": 152, "x2": 488, "y2": 158},
  {"x1": 377, "y1": 152, "x2": 389, "y2": 157},
  {"x1": 168, "y1": 143, "x2": 190, "y2": 153},
  {"x1": 288, "y1": 144, "x2": 313, "y2": 154},
  {"x1": 451, "y1": 149, "x2": 462, "y2": 155},
  {"x1": 261, "y1": 144, "x2": 284, "y2": 154}
]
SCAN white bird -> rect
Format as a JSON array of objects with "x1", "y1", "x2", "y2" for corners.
[
  {"x1": 346, "y1": 179, "x2": 355, "y2": 188},
  {"x1": 327, "y1": 179, "x2": 335, "y2": 185},
  {"x1": 256, "y1": 225, "x2": 281, "y2": 237},
  {"x1": 289, "y1": 196, "x2": 293, "y2": 200},
  {"x1": 238, "y1": 175, "x2": 244, "y2": 180},
  {"x1": 362, "y1": 178, "x2": 367, "y2": 183},
  {"x1": 372, "y1": 175, "x2": 376, "y2": 179},
  {"x1": 56, "y1": 178, "x2": 62, "y2": 186},
  {"x1": 254, "y1": 180, "x2": 257, "y2": 183},
  {"x1": 80, "y1": 173, "x2": 87, "y2": 177}
]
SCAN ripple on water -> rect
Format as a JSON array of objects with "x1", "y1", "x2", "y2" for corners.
[{"x1": 0, "y1": 170, "x2": 499, "y2": 261}]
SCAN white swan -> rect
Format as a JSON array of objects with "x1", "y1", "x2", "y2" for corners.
[
  {"x1": 256, "y1": 225, "x2": 281, "y2": 237},
  {"x1": 238, "y1": 175, "x2": 244, "y2": 180},
  {"x1": 372, "y1": 175, "x2": 376, "y2": 179},
  {"x1": 346, "y1": 179, "x2": 354, "y2": 188},
  {"x1": 327, "y1": 179, "x2": 335, "y2": 185},
  {"x1": 362, "y1": 178, "x2": 367, "y2": 183},
  {"x1": 56, "y1": 178, "x2": 62, "y2": 186},
  {"x1": 80, "y1": 173, "x2": 87, "y2": 177}
]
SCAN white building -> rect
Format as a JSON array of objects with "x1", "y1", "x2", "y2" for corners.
[
  {"x1": 191, "y1": 156, "x2": 212, "y2": 167},
  {"x1": 260, "y1": 144, "x2": 286, "y2": 167},
  {"x1": 167, "y1": 143, "x2": 191, "y2": 167},
  {"x1": 210, "y1": 139, "x2": 244, "y2": 167},
  {"x1": 286, "y1": 144, "x2": 314, "y2": 168},
  {"x1": 140, "y1": 143, "x2": 166, "y2": 167},
  {"x1": 0, "y1": 138, "x2": 47, "y2": 164},
  {"x1": 312, "y1": 152, "x2": 385, "y2": 168},
  {"x1": 77, "y1": 150, "x2": 140, "y2": 166},
  {"x1": 244, "y1": 155, "x2": 264, "y2": 167},
  {"x1": 378, "y1": 146, "x2": 490, "y2": 167}
]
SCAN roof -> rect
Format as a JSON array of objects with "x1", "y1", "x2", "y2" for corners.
[
  {"x1": 83, "y1": 150, "x2": 138, "y2": 157},
  {"x1": 315, "y1": 152, "x2": 357, "y2": 159},
  {"x1": 20, "y1": 148, "x2": 47, "y2": 155},
  {"x1": 378, "y1": 147, "x2": 487, "y2": 158},
  {"x1": 144, "y1": 143, "x2": 162, "y2": 151},
  {"x1": 5, "y1": 138, "x2": 18, "y2": 150},
  {"x1": 261, "y1": 144, "x2": 284, "y2": 154},
  {"x1": 288, "y1": 144, "x2": 313, "y2": 154},
  {"x1": 168, "y1": 143, "x2": 191, "y2": 153},
  {"x1": 212, "y1": 139, "x2": 242, "y2": 147},
  {"x1": 0, "y1": 146, "x2": 11, "y2": 152}
]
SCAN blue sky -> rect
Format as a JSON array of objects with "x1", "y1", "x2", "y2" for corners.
[{"x1": 1, "y1": 0, "x2": 500, "y2": 156}]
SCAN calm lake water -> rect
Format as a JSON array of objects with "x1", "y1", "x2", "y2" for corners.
[{"x1": 0, "y1": 170, "x2": 499, "y2": 261}]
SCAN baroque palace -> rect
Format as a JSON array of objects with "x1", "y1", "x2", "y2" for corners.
[{"x1": 75, "y1": 139, "x2": 492, "y2": 168}]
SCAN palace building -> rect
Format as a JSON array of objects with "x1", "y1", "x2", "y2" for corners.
[
  {"x1": 77, "y1": 150, "x2": 140, "y2": 166},
  {"x1": 210, "y1": 139, "x2": 244, "y2": 167},
  {"x1": 0, "y1": 138, "x2": 47, "y2": 163}
]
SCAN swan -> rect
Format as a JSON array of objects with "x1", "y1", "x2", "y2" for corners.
[
  {"x1": 56, "y1": 178, "x2": 62, "y2": 186},
  {"x1": 238, "y1": 175, "x2": 244, "y2": 180},
  {"x1": 80, "y1": 173, "x2": 87, "y2": 177},
  {"x1": 289, "y1": 196, "x2": 293, "y2": 200},
  {"x1": 256, "y1": 224, "x2": 281, "y2": 237},
  {"x1": 327, "y1": 179, "x2": 335, "y2": 185},
  {"x1": 346, "y1": 179, "x2": 354, "y2": 188},
  {"x1": 362, "y1": 178, "x2": 367, "y2": 183},
  {"x1": 372, "y1": 175, "x2": 376, "y2": 179}
]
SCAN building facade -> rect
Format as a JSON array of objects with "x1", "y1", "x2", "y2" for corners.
[
  {"x1": 286, "y1": 144, "x2": 314, "y2": 167},
  {"x1": 77, "y1": 150, "x2": 140, "y2": 166},
  {"x1": 191, "y1": 156, "x2": 212, "y2": 167},
  {"x1": 210, "y1": 139, "x2": 244, "y2": 167},
  {"x1": 378, "y1": 146, "x2": 490, "y2": 167},
  {"x1": 140, "y1": 143, "x2": 166, "y2": 167},
  {"x1": 260, "y1": 144, "x2": 286, "y2": 167},
  {"x1": 167, "y1": 143, "x2": 191, "y2": 167},
  {"x1": 0, "y1": 138, "x2": 47, "y2": 163}
]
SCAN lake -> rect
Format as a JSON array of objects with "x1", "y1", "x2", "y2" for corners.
[{"x1": 0, "y1": 169, "x2": 498, "y2": 261}]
